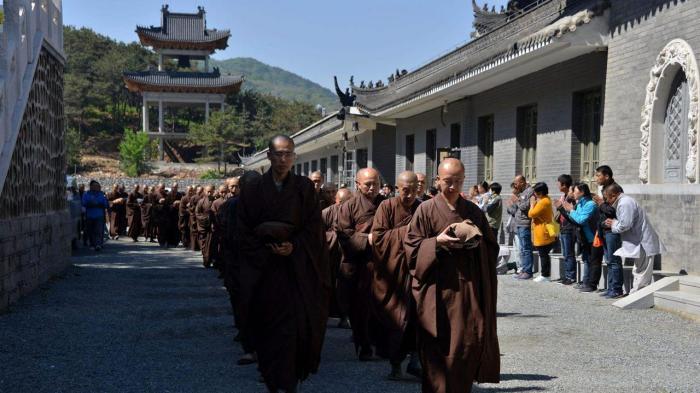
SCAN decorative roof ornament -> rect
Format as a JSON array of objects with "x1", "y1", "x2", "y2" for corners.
[
  {"x1": 334, "y1": 76, "x2": 356, "y2": 108},
  {"x1": 471, "y1": 0, "x2": 538, "y2": 39}
]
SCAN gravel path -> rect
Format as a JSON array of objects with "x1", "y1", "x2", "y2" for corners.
[{"x1": 0, "y1": 239, "x2": 698, "y2": 393}]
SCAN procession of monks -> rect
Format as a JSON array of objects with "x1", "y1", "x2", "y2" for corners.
[{"x1": 103, "y1": 134, "x2": 500, "y2": 393}]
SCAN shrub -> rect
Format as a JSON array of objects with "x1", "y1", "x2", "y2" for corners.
[{"x1": 119, "y1": 129, "x2": 150, "y2": 177}]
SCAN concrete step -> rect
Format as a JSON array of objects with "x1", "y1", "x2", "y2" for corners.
[
  {"x1": 679, "y1": 275, "x2": 700, "y2": 295},
  {"x1": 654, "y1": 290, "x2": 700, "y2": 321}
]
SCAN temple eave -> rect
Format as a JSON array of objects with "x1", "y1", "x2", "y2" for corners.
[
  {"x1": 136, "y1": 34, "x2": 229, "y2": 51},
  {"x1": 123, "y1": 80, "x2": 242, "y2": 94}
]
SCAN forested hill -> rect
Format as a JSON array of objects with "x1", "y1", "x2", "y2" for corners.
[{"x1": 212, "y1": 57, "x2": 338, "y2": 110}]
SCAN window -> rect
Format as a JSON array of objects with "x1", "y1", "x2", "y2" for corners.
[
  {"x1": 330, "y1": 155, "x2": 339, "y2": 185},
  {"x1": 426, "y1": 129, "x2": 437, "y2": 184},
  {"x1": 303, "y1": 162, "x2": 309, "y2": 175},
  {"x1": 574, "y1": 89, "x2": 602, "y2": 186},
  {"x1": 356, "y1": 149, "x2": 368, "y2": 170},
  {"x1": 296, "y1": 163, "x2": 301, "y2": 174},
  {"x1": 478, "y1": 115, "x2": 494, "y2": 182},
  {"x1": 450, "y1": 123, "x2": 461, "y2": 148},
  {"x1": 663, "y1": 72, "x2": 689, "y2": 183},
  {"x1": 405, "y1": 135, "x2": 415, "y2": 171},
  {"x1": 320, "y1": 158, "x2": 328, "y2": 182},
  {"x1": 517, "y1": 105, "x2": 537, "y2": 181},
  {"x1": 311, "y1": 160, "x2": 318, "y2": 172}
]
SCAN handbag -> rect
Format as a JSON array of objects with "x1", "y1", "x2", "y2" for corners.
[{"x1": 545, "y1": 220, "x2": 560, "y2": 238}]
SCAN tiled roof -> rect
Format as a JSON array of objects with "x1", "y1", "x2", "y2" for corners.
[
  {"x1": 135, "y1": 7, "x2": 230, "y2": 48},
  {"x1": 123, "y1": 70, "x2": 243, "y2": 93}
]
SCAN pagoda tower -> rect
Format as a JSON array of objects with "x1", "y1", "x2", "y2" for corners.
[{"x1": 123, "y1": 5, "x2": 243, "y2": 161}]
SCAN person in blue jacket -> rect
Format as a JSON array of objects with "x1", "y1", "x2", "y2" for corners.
[
  {"x1": 555, "y1": 182, "x2": 599, "y2": 287},
  {"x1": 81, "y1": 180, "x2": 109, "y2": 250}
]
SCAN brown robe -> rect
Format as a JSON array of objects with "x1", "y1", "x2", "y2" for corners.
[
  {"x1": 195, "y1": 195, "x2": 215, "y2": 267},
  {"x1": 404, "y1": 194, "x2": 500, "y2": 393},
  {"x1": 322, "y1": 203, "x2": 346, "y2": 319},
  {"x1": 178, "y1": 194, "x2": 191, "y2": 248},
  {"x1": 238, "y1": 171, "x2": 329, "y2": 392},
  {"x1": 126, "y1": 191, "x2": 143, "y2": 241},
  {"x1": 210, "y1": 196, "x2": 227, "y2": 270},
  {"x1": 370, "y1": 197, "x2": 420, "y2": 362},
  {"x1": 107, "y1": 191, "x2": 128, "y2": 237},
  {"x1": 336, "y1": 192, "x2": 384, "y2": 355},
  {"x1": 188, "y1": 195, "x2": 202, "y2": 251},
  {"x1": 140, "y1": 192, "x2": 155, "y2": 241},
  {"x1": 164, "y1": 191, "x2": 182, "y2": 246}
]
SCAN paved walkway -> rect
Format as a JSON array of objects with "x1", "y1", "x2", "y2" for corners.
[{"x1": 0, "y1": 239, "x2": 698, "y2": 393}]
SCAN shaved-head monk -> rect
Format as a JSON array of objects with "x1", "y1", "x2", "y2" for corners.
[
  {"x1": 238, "y1": 135, "x2": 329, "y2": 392},
  {"x1": 140, "y1": 185, "x2": 156, "y2": 242},
  {"x1": 164, "y1": 182, "x2": 182, "y2": 247},
  {"x1": 195, "y1": 185, "x2": 216, "y2": 267},
  {"x1": 416, "y1": 172, "x2": 430, "y2": 201},
  {"x1": 227, "y1": 177, "x2": 241, "y2": 198},
  {"x1": 126, "y1": 184, "x2": 143, "y2": 242},
  {"x1": 210, "y1": 184, "x2": 231, "y2": 271},
  {"x1": 336, "y1": 167, "x2": 384, "y2": 360},
  {"x1": 321, "y1": 187, "x2": 353, "y2": 328},
  {"x1": 178, "y1": 186, "x2": 194, "y2": 249},
  {"x1": 370, "y1": 171, "x2": 422, "y2": 379},
  {"x1": 309, "y1": 171, "x2": 333, "y2": 210},
  {"x1": 404, "y1": 158, "x2": 500, "y2": 392},
  {"x1": 107, "y1": 184, "x2": 128, "y2": 239},
  {"x1": 188, "y1": 186, "x2": 204, "y2": 251}
]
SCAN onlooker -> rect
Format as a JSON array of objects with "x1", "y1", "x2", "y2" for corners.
[
  {"x1": 503, "y1": 182, "x2": 521, "y2": 274},
  {"x1": 381, "y1": 183, "x2": 394, "y2": 198},
  {"x1": 482, "y1": 182, "x2": 502, "y2": 239},
  {"x1": 556, "y1": 183, "x2": 598, "y2": 287},
  {"x1": 476, "y1": 181, "x2": 491, "y2": 209},
  {"x1": 509, "y1": 175, "x2": 535, "y2": 280},
  {"x1": 593, "y1": 166, "x2": 624, "y2": 297},
  {"x1": 554, "y1": 174, "x2": 577, "y2": 285},
  {"x1": 604, "y1": 184, "x2": 666, "y2": 294},
  {"x1": 81, "y1": 180, "x2": 109, "y2": 251},
  {"x1": 528, "y1": 182, "x2": 557, "y2": 283}
]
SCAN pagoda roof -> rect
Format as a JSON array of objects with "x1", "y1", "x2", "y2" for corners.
[
  {"x1": 136, "y1": 5, "x2": 230, "y2": 51},
  {"x1": 123, "y1": 69, "x2": 244, "y2": 94}
]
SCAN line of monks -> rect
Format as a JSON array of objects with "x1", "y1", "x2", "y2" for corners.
[{"x1": 106, "y1": 134, "x2": 500, "y2": 393}]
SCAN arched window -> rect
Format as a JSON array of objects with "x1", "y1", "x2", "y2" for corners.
[{"x1": 663, "y1": 72, "x2": 689, "y2": 183}]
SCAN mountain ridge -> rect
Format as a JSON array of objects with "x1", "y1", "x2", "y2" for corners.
[{"x1": 212, "y1": 57, "x2": 339, "y2": 110}]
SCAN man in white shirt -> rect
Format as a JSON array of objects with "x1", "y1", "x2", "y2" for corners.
[{"x1": 603, "y1": 184, "x2": 666, "y2": 294}]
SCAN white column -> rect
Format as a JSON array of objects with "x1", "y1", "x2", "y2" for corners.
[
  {"x1": 158, "y1": 100, "x2": 164, "y2": 132},
  {"x1": 205, "y1": 56, "x2": 209, "y2": 72},
  {"x1": 142, "y1": 97, "x2": 149, "y2": 133},
  {"x1": 158, "y1": 53, "x2": 163, "y2": 71},
  {"x1": 205, "y1": 101, "x2": 210, "y2": 123}
]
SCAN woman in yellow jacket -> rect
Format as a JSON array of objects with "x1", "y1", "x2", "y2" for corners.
[{"x1": 528, "y1": 182, "x2": 557, "y2": 282}]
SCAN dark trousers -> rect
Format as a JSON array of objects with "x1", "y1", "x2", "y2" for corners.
[
  {"x1": 588, "y1": 243, "x2": 605, "y2": 289},
  {"x1": 559, "y1": 233, "x2": 577, "y2": 281},
  {"x1": 536, "y1": 243, "x2": 554, "y2": 277},
  {"x1": 85, "y1": 217, "x2": 105, "y2": 248}
]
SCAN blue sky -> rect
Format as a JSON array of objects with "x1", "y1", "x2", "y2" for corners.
[{"x1": 63, "y1": 0, "x2": 509, "y2": 91}]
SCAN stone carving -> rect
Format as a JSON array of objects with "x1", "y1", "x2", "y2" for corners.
[
  {"x1": 0, "y1": 48, "x2": 66, "y2": 219},
  {"x1": 640, "y1": 39, "x2": 700, "y2": 183}
]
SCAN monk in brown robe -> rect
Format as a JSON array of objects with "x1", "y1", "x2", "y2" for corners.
[
  {"x1": 188, "y1": 186, "x2": 203, "y2": 251},
  {"x1": 140, "y1": 185, "x2": 156, "y2": 242},
  {"x1": 210, "y1": 184, "x2": 229, "y2": 271},
  {"x1": 178, "y1": 186, "x2": 194, "y2": 249},
  {"x1": 336, "y1": 167, "x2": 384, "y2": 360},
  {"x1": 416, "y1": 172, "x2": 431, "y2": 201},
  {"x1": 107, "y1": 184, "x2": 128, "y2": 239},
  {"x1": 195, "y1": 185, "x2": 215, "y2": 267},
  {"x1": 309, "y1": 171, "x2": 333, "y2": 211},
  {"x1": 238, "y1": 135, "x2": 329, "y2": 393},
  {"x1": 152, "y1": 184, "x2": 170, "y2": 247},
  {"x1": 371, "y1": 171, "x2": 422, "y2": 380},
  {"x1": 321, "y1": 187, "x2": 353, "y2": 327},
  {"x1": 126, "y1": 185, "x2": 143, "y2": 242},
  {"x1": 165, "y1": 182, "x2": 182, "y2": 247},
  {"x1": 404, "y1": 158, "x2": 500, "y2": 393}
]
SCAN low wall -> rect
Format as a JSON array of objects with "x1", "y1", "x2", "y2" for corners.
[{"x1": 0, "y1": 210, "x2": 76, "y2": 310}]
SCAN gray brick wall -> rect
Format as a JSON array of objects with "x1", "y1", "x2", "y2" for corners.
[
  {"x1": 602, "y1": 0, "x2": 700, "y2": 184},
  {"x1": 0, "y1": 210, "x2": 75, "y2": 310},
  {"x1": 470, "y1": 52, "x2": 608, "y2": 188}
]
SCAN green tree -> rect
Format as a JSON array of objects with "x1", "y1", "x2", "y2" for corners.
[
  {"x1": 65, "y1": 127, "x2": 82, "y2": 173},
  {"x1": 188, "y1": 108, "x2": 247, "y2": 172},
  {"x1": 119, "y1": 129, "x2": 151, "y2": 177}
]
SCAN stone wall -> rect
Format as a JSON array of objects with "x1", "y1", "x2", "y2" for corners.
[{"x1": 0, "y1": 210, "x2": 76, "y2": 310}]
